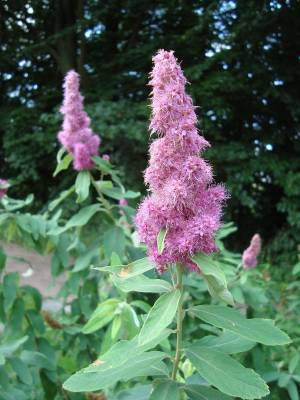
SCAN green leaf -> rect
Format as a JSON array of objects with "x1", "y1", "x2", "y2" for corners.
[
  {"x1": 63, "y1": 351, "x2": 166, "y2": 392},
  {"x1": 292, "y1": 262, "x2": 300, "y2": 276},
  {"x1": 134, "y1": 328, "x2": 172, "y2": 354},
  {"x1": 0, "y1": 336, "x2": 28, "y2": 357},
  {"x1": 278, "y1": 372, "x2": 291, "y2": 387},
  {"x1": 113, "y1": 385, "x2": 152, "y2": 400},
  {"x1": 56, "y1": 146, "x2": 66, "y2": 163},
  {"x1": 261, "y1": 370, "x2": 280, "y2": 383},
  {"x1": 75, "y1": 171, "x2": 91, "y2": 202},
  {"x1": 184, "y1": 384, "x2": 233, "y2": 400},
  {"x1": 149, "y1": 380, "x2": 180, "y2": 400},
  {"x1": 216, "y1": 223, "x2": 238, "y2": 240},
  {"x1": 98, "y1": 257, "x2": 155, "y2": 278},
  {"x1": 9, "y1": 357, "x2": 33, "y2": 385},
  {"x1": 287, "y1": 380, "x2": 299, "y2": 400},
  {"x1": 103, "y1": 226, "x2": 126, "y2": 259},
  {"x1": 72, "y1": 248, "x2": 99, "y2": 272},
  {"x1": 185, "y1": 345, "x2": 269, "y2": 399},
  {"x1": 157, "y1": 229, "x2": 167, "y2": 255},
  {"x1": 0, "y1": 247, "x2": 6, "y2": 273},
  {"x1": 192, "y1": 253, "x2": 234, "y2": 305},
  {"x1": 195, "y1": 331, "x2": 255, "y2": 354},
  {"x1": 3, "y1": 272, "x2": 18, "y2": 312},
  {"x1": 48, "y1": 204, "x2": 101, "y2": 235},
  {"x1": 191, "y1": 305, "x2": 291, "y2": 345},
  {"x1": 111, "y1": 315, "x2": 122, "y2": 341},
  {"x1": 85, "y1": 329, "x2": 171, "y2": 374},
  {"x1": 150, "y1": 361, "x2": 169, "y2": 376},
  {"x1": 26, "y1": 309, "x2": 45, "y2": 334},
  {"x1": 20, "y1": 350, "x2": 55, "y2": 370},
  {"x1": 88, "y1": 329, "x2": 171, "y2": 376},
  {"x1": 101, "y1": 186, "x2": 140, "y2": 200},
  {"x1": 110, "y1": 251, "x2": 121, "y2": 266},
  {"x1": 48, "y1": 186, "x2": 75, "y2": 211},
  {"x1": 289, "y1": 354, "x2": 300, "y2": 374},
  {"x1": 112, "y1": 274, "x2": 173, "y2": 293},
  {"x1": 0, "y1": 354, "x2": 5, "y2": 366},
  {"x1": 119, "y1": 205, "x2": 136, "y2": 224},
  {"x1": 121, "y1": 303, "x2": 140, "y2": 338},
  {"x1": 92, "y1": 155, "x2": 114, "y2": 174},
  {"x1": 138, "y1": 289, "x2": 181, "y2": 346},
  {"x1": 131, "y1": 300, "x2": 151, "y2": 313},
  {"x1": 122, "y1": 190, "x2": 140, "y2": 199},
  {"x1": 1, "y1": 194, "x2": 34, "y2": 211},
  {"x1": 82, "y1": 298, "x2": 119, "y2": 334},
  {"x1": 53, "y1": 152, "x2": 72, "y2": 177}
]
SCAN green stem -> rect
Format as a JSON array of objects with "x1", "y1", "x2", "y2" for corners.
[
  {"x1": 172, "y1": 263, "x2": 184, "y2": 380},
  {"x1": 89, "y1": 173, "x2": 115, "y2": 222}
]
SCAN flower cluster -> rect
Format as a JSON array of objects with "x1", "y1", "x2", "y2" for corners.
[
  {"x1": 242, "y1": 234, "x2": 261, "y2": 269},
  {"x1": 0, "y1": 179, "x2": 8, "y2": 198},
  {"x1": 135, "y1": 50, "x2": 227, "y2": 273},
  {"x1": 58, "y1": 70, "x2": 100, "y2": 171}
]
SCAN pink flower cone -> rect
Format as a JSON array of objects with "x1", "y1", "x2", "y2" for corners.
[
  {"x1": 242, "y1": 234, "x2": 262, "y2": 269},
  {"x1": 135, "y1": 50, "x2": 227, "y2": 273},
  {"x1": 57, "y1": 70, "x2": 100, "y2": 171}
]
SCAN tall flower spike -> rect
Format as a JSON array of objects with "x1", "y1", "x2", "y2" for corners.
[
  {"x1": 242, "y1": 234, "x2": 262, "y2": 269},
  {"x1": 135, "y1": 50, "x2": 227, "y2": 273},
  {"x1": 57, "y1": 70, "x2": 100, "y2": 171}
]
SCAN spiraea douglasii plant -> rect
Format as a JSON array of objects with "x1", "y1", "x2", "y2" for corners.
[
  {"x1": 63, "y1": 51, "x2": 291, "y2": 399},
  {"x1": 0, "y1": 71, "x2": 141, "y2": 399}
]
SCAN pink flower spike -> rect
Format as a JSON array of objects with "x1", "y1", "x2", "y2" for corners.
[
  {"x1": 57, "y1": 70, "x2": 100, "y2": 171},
  {"x1": 0, "y1": 179, "x2": 8, "y2": 198},
  {"x1": 242, "y1": 234, "x2": 262, "y2": 269},
  {"x1": 135, "y1": 50, "x2": 227, "y2": 273}
]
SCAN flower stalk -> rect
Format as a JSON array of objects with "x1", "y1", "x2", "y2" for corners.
[
  {"x1": 172, "y1": 263, "x2": 184, "y2": 380},
  {"x1": 89, "y1": 173, "x2": 115, "y2": 222}
]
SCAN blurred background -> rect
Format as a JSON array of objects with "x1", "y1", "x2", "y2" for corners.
[{"x1": 1, "y1": 0, "x2": 299, "y2": 263}]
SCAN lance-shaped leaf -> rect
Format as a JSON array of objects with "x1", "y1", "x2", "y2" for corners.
[
  {"x1": 82, "y1": 298, "x2": 120, "y2": 334},
  {"x1": 63, "y1": 351, "x2": 167, "y2": 392},
  {"x1": 48, "y1": 204, "x2": 101, "y2": 235},
  {"x1": 112, "y1": 274, "x2": 173, "y2": 293},
  {"x1": 100, "y1": 186, "x2": 140, "y2": 200},
  {"x1": 195, "y1": 331, "x2": 255, "y2": 354},
  {"x1": 53, "y1": 152, "x2": 72, "y2": 177},
  {"x1": 138, "y1": 290, "x2": 181, "y2": 346},
  {"x1": 192, "y1": 253, "x2": 234, "y2": 305},
  {"x1": 157, "y1": 228, "x2": 167, "y2": 255},
  {"x1": 75, "y1": 171, "x2": 91, "y2": 203},
  {"x1": 191, "y1": 305, "x2": 291, "y2": 345},
  {"x1": 96, "y1": 257, "x2": 155, "y2": 278},
  {"x1": 185, "y1": 345, "x2": 269, "y2": 399}
]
